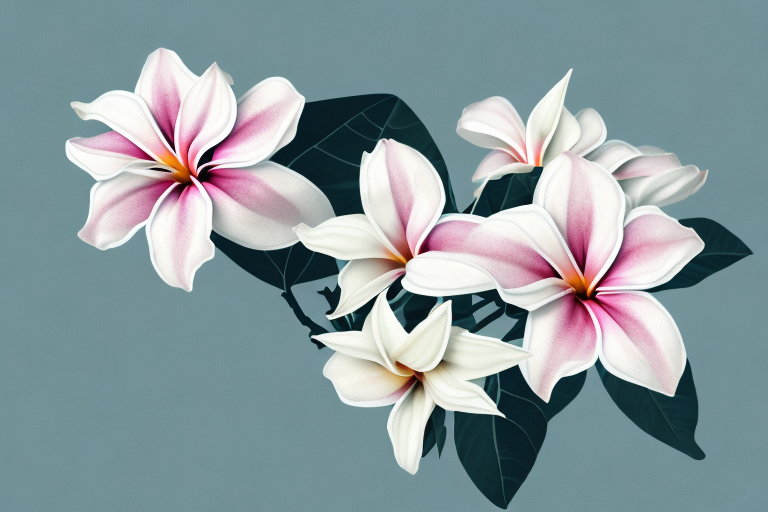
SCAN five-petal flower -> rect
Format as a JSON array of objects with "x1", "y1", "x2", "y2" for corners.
[
  {"x1": 403, "y1": 152, "x2": 704, "y2": 402},
  {"x1": 315, "y1": 291, "x2": 530, "y2": 474},
  {"x1": 294, "y1": 139, "x2": 471, "y2": 318},
  {"x1": 457, "y1": 70, "x2": 607, "y2": 199},
  {"x1": 66, "y1": 48, "x2": 334, "y2": 290}
]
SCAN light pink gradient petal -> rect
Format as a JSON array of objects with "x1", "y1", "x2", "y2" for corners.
[
  {"x1": 599, "y1": 206, "x2": 704, "y2": 290},
  {"x1": 526, "y1": 70, "x2": 572, "y2": 166},
  {"x1": 542, "y1": 106, "x2": 580, "y2": 165},
  {"x1": 585, "y1": 139, "x2": 642, "y2": 172},
  {"x1": 360, "y1": 139, "x2": 445, "y2": 260},
  {"x1": 533, "y1": 152, "x2": 625, "y2": 293},
  {"x1": 472, "y1": 149, "x2": 520, "y2": 183},
  {"x1": 456, "y1": 96, "x2": 527, "y2": 161},
  {"x1": 323, "y1": 352, "x2": 414, "y2": 407},
  {"x1": 134, "y1": 48, "x2": 198, "y2": 145},
  {"x1": 146, "y1": 178, "x2": 215, "y2": 291},
  {"x1": 570, "y1": 108, "x2": 607, "y2": 156},
  {"x1": 201, "y1": 161, "x2": 334, "y2": 251},
  {"x1": 520, "y1": 294, "x2": 600, "y2": 402},
  {"x1": 174, "y1": 63, "x2": 236, "y2": 172},
  {"x1": 209, "y1": 77, "x2": 305, "y2": 168},
  {"x1": 329, "y1": 258, "x2": 406, "y2": 319},
  {"x1": 78, "y1": 170, "x2": 174, "y2": 250},
  {"x1": 593, "y1": 291, "x2": 686, "y2": 396},
  {"x1": 66, "y1": 131, "x2": 154, "y2": 180},
  {"x1": 612, "y1": 152, "x2": 682, "y2": 180}
]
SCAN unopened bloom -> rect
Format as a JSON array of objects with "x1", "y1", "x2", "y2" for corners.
[
  {"x1": 316, "y1": 292, "x2": 529, "y2": 474},
  {"x1": 67, "y1": 48, "x2": 333, "y2": 290},
  {"x1": 457, "y1": 70, "x2": 606, "y2": 198},
  {"x1": 403, "y1": 152, "x2": 704, "y2": 402}
]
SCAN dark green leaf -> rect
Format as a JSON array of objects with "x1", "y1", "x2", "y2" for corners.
[
  {"x1": 596, "y1": 360, "x2": 705, "y2": 460},
  {"x1": 403, "y1": 294, "x2": 438, "y2": 332},
  {"x1": 499, "y1": 366, "x2": 587, "y2": 421},
  {"x1": 650, "y1": 218, "x2": 752, "y2": 292},
  {"x1": 421, "y1": 406, "x2": 447, "y2": 458},
  {"x1": 464, "y1": 167, "x2": 543, "y2": 217}
]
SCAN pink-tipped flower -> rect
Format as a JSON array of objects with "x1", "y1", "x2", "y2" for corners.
[
  {"x1": 403, "y1": 152, "x2": 704, "y2": 402},
  {"x1": 457, "y1": 70, "x2": 607, "y2": 198},
  {"x1": 67, "y1": 48, "x2": 334, "y2": 291}
]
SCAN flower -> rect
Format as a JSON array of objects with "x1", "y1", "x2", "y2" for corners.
[
  {"x1": 402, "y1": 152, "x2": 704, "y2": 402},
  {"x1": 586, "y1": 140, "x2": 708, "y2": 209},
  {"x1": 457, "y1": 70, "x2": 606, "y2": 198},
  {"x1": 315, "y1": 291, "x2": 530, "y2": 474},
  {"x1": 294, "y1": 139, "x2": 463, "y2": 318},
  {"x1": 66, "y1": 48, "x2": 334, "y2": 291}
]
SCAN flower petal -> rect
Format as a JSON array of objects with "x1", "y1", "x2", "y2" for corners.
[
  {"x1": 526, "y1": 69, "x2": 572, "y2": 166},
  {"x1": 472, "y1": 162, "x2": 536, "y2": 200},
  {"x1": 403, "y1": 252, "x2": 497, "y2": 296},
  {"x1": 422, "y1": 364, "x2": 503, "y2": 416},
  {"x1": 520, "y1": 294, "x2": 599, "y2": 402},
  {"x1": 134, "y1": 48, "x2": 198, "y2": 145},
  {"x1": 533, "y1": 152, "x2": 625, "y2": 293},
  {"x1": 78, "y1": 170, "x2": 174, "y2": 250},
  {"x1": 201, "y1": 161, "x2": 334, "y2": 251},
  {"x1": 71, "y1": 91, "x2": 180, "y2": 167},
  {"x1": 570, "y1": 108, "x2": 607, "y2": 156},
  {"x1": 592, "y1": 291, "x2": 686, "y2": 396},
  {"x1": 66, "y1": 131, "x2": 154, "y2": 180},
  {"x1": 208, "y1": 77, "x2": 305, "y2": 168},
  {"x1": 312, "y1": 328, "x2": 383, "y2": 366},
  {"x1": 174, "y1": 63, "x2": 236, "y2": 172},
  {"x1": 471, "y1": 150, "x2": 520, "y2": 183},
  {"x1": 360, "y1": 139, "x2": 445, "y2": 259},
  {"x1": 612, "y1": 152, "x2": 682, "y2": 180},
  {"x1": 393, "y1": 301, "x2": 452, "y2": 372},
  {"x1": 387, "y1": 383, "x2": 435, "y2": 475},
  {"x1": 294, "y1": 214, "x2": 394, "y2": 261},
  {"x1": 146, "y1": 178, "x2": 215, "y2": 291},
  {"x1": 456, "y1": 96, "x2": 526, "y2": 161},
  {"x1": 585, "y1": 139, "x2": 641, "y2": 172},
  {"x1": 441, "y1": 327, "x2": 530, "y2": 381},
  {"x1": 323, "y1": 352, "x2": 414, "y2": 407},
  {"x1": 329, "y1": 259, "x2": 406, "y2": 319},
  {"x1": 369, "y1": 291, "x2": 411, "y2": 376},
  {"x1": 619, "y1": 166, "x2": 708, "y2": 208},
  {"x1": 598, "y1": 206, "x2": 704, "y2": 290},
  {"x1": 542, "y1": 106, "x2": 581, "y2": 165}
]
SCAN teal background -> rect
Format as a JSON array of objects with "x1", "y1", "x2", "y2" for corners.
[{"x1": 1, "y1": 1, "x2": 766, "y2": 510}]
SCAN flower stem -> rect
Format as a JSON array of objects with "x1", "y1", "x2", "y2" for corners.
[{"x1": 281, "y1": 287, "x2": 327, "y2": 349}]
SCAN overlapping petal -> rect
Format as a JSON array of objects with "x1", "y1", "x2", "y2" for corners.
[
  {"x1": 393, "y1": 301, "x2": 452, "y2": 372},
  {"x1": 619, "y1": 165, "x2": 708, "y2": 208},
  {"x1": 441, "y1": 327, "x2": 530, "y2": 381},
  {"x1": 294, "y1": 214, "x2": 395, "y2": 261},
  {"x1": 585, "y1": 139, "x2": 641, "y2": 172},
  {"x1": 456, "y1": 96, "x2": 526, "y2": 161},
  {"x1": 570, "y1": 108, "x2": 607, "y2": 156},
  {"x1": 526, "y1": 70, "x2": 572, "y2": 165},
  {"x1": 387, "y1": 384, "x2": 435, "y2": 475},
  {"x1": 542, "y1": 106, "x2": 580, "y2": 165},
  {"x1": 324, "y1": 352, "x2": 414, "y2": 407},
  {"x1": 330, "y1": 259, "x2": 406, "y2": 320},
  {"x1": 66, "y1": 131, "x2": 154, "y2": 180},
  {"x1": 471, "y1": 150, "x2": 521, "y2": 183},
  {"x1": 422, "y1": 365, "x2": 503, "y2": 416}
]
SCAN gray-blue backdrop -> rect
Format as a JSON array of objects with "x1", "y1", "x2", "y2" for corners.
[{"x1": 1, "y1": 1, "x2": 766, "y2": 510}]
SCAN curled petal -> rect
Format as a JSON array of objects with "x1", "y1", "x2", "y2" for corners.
[
  {"x1": 387, "y1": 384, "x2": 435, "y2": 475},
  {"x1": 78, "y1": 170, "x2": 174, "y2": 250},
  {"x1": 534, "y1": 152, "x2": 625, "y2": 293},
  {"x1": 294, "y1": 214, "x2": 394, "y2": 261},
  {"x1": 403, "y1": 253, "x2": 497, "y2": 297},
  {"x1": 329, "y1": 259, "x2": 405, "y2": 319},
  {"x1": 146, "y1": 178, "x2": 215, "y2": 291},
  {"x1": 209, "y1": 77, "x2": 305, "y2": 168},
  {"x1": 585, "y1": 139, "x2": 641, "y2": 172},
  {"x1": 612, "y1": 152, "x2": 682, "y2": 180},
  {"x1": 66, "y1": 131, "x2": 154, "y2": 180},
  {"x1": 593, "y1": 292, "x2": 686, "y2": 396},
  {"x1": 422, "y1": 365, "x2": 503, "y2": 416},
  {"x1": 174, "y1": 63, "x2": 236, "y2": 172},
  {"x1": 472, "y1": 150, "x2": 520, "y2": 183},
  {"x1": 599, "y1": 206, "x2": 704, "y2": 290},
  {"x1": 456, "y1": 96, "x2": 526, "y2": 161},
  {"x1": 201, "y1": 161, "x2": 334, "y2": 251},
  {"x1": 521, "y1": 295, "x2": 599, "y2": 402},
  {"x1": 542, "y1": 106, "x2": 581, "y2": 165},
  {"x1": 619, "y1": 165, "x2": 708, "y2": 208},
  {"x1": 570, "y1": 108, "x2": 607, "y2": 156},
  {"x1": 441, "y1": 327, "x2": 530, "y2": 381},
  {"x1": 323, "y1": 352, "x2": 414, "y2": 407},
  {"x1": 526, "y1": 70, "x2": 572, "y2": 166},
  {"x1": 312, "y1": 329, "x2": 382, "y2": 366},
  {"x1": 472, "y1": 162, "x2": 536, "y2": 200},
  {"x1": 394, "y1": 301, "x2": 452, "y2": 373},
  {"x1": 360, "y1": 139, "x2": 445, "y2": 259},
  {"x1": 369, "y1": 291, "x2": 410, "y2": 376},
  {"x1": 134, "y1": 48, "x2": 197, "y2": 144}
]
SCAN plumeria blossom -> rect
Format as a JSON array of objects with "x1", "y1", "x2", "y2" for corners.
[
  {"x1": 66, "y1": 48, "x2": 334, "y2": 290},
  {"x1": 295, "y1": 139, "x2": 461, "y2": 319},
  {"x1": 316, "y1": 291, "x2": 530, "y2": 474},
  {"x1": 587, "y1": 140, "x2": 708, "y2": 209},
  {"x1": 402, "y1": 152, "x2": 705, "y2": 402},
  {"x1": 457, "y1": 69, "x2": 607, "y2": 199}
]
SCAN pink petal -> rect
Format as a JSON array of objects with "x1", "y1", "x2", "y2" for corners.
[
  {"x1": 173, "y1": 63, "x2": 236, "y2": 173},
  {"x1": 570, "y1": 108, "x2": 607, "y2": 156},
  {"x1": 472, "y1": 149, "x2": 520, "y2": 183},
  {"x1": 526, "y1": 70, "x2": 572, "y2": 166},
  {"x1": 360, "y1": 139, "x2": 445, "y2": 260},
  {"x1": 71, "y1": 91, "x2": 181, "y2": 168},
  {"x1": 612, "y1": 152, "x2": 682, "y2": 180},
  {"x1": 146, "y1": 178, "x2": 215, "y2": 291},
  {"x1": 592, "y1": 291, "x2": 686, "y2": 396},
  {"x1": 520, "y1": 294, "x2": 600, "y2": 402},
  {"x1": 201, "y1": 161, "x2": 334, "y2": 251},
  {"x1": 456, "y1": 96, "x2": 527, "y2": 162},
  {"x1": 585, "y1": 139, "x2": 641, "y2": 172},
  {"x1": 78, "y1": 170, "x2": 174, "y2": 250},
  {"x1": 542, "y1": 106, "x2": 581, "y2": 165},
  {"x1": 209, "y1": 77, "x2": 305, "y2": 168},
  {"x1": 134, "y1": 48, "x2": 198, "y2": 145},
  {"x1": 66, "y1": 131, "x2": 154, "y2": 180},
  {"x1": 323, "y1": 352, "x2": 414, "y2": 407},
  {"x1": 598, "y1": 206, "x2": 704, "y2": 290},
  {"x1": 533, "y1": 152, "x2": 625, "y2": 293}
]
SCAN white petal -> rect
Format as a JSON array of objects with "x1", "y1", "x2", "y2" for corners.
[
  {"x1": 456, "y1": 96, "x2": 527, "y2": 161},
  {"x1": 294, "y1": 214, "x2": 395, "y2": 261},
  {"x1": 403, "y1": 252, "x2": 497, "y2": 296},
  {"x1": 422, "y1": 365, "x2": 503, "y2": 416},
  {"x1": 570, "y1": 108, "x2": 607, "y2": 156},
  {"x1": 329, "y1": 259, "x2": 405, "y2": 319},
  {"x1": 66, "y1": 131, "x2": 155, "y2": 181},
  {"x1": 472, "y1": 149, "x2": 521, "y2": 183},
  {"x1": 312, "y1": 328, "x2": 383, "y2": 366},
  {"x1": 526, "y1": 70, "x2": 572, "y2": 166},
  {"x1": 387, "y1": 384, "x2": 435, "y2": 474},
  {"x1": 323, "y1": 352, "x2": 414, "y2": 407},
  {"x1": 542, "y1": 106, "x2": 581, "y2": 165},
  {"x1": 618, "y1": 165, "x2": 708, "y2": 208},
  {"x1": 441, "y1": 327, "x2": 530, "y2": 381},
  {"x1": 368, "y1": 291, "x2": 411, "y2": 376},
  {"x1": 585, "y1": 139, "x2": 641, "y2": 172},
  {"x1": 393, "y1": 301, "x2": 452, "y2": 372}
]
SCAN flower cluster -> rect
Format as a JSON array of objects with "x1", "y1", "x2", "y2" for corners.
[{"x1": 67, "y1": 49, "x2": 749, "y2": 508}]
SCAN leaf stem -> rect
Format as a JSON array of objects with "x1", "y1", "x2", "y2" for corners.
[{"x1": 281, "y1": 287, "x2": 328, "y2": 349}]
